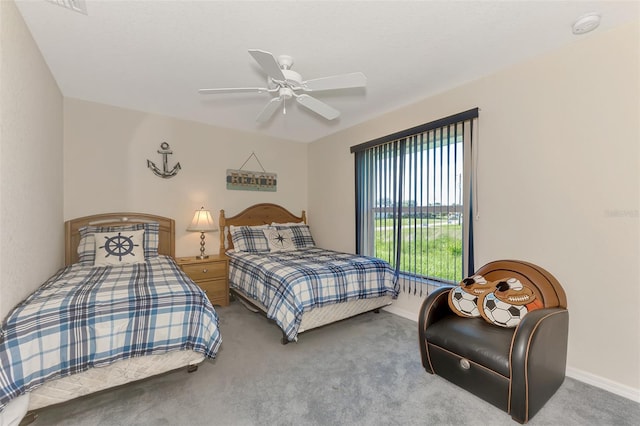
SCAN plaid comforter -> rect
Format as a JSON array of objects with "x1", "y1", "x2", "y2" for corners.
[
  {"x1": 227, "y1": 247, "x2": 398, "y2": 341},
  {"x1": 0, "y1": 255, "x2": 222, "y2": 412}
]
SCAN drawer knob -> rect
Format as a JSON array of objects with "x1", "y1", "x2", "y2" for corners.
[
  {"x1": 460, "y1": 358, "x2": 471, "y2": 370},
  {"x1": 202, "y1": 268, "x2": 208, "y2": 273}
]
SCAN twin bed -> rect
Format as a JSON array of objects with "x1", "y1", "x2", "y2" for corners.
[
  {"x1": 219, "y1": 203, "x2": 398, "y2": 343},
  {"x1": 0, "y1": 204, "x2": 398, "y2": 422},
  {"x1": 0, "y1": 213, "x2": 222, "y2": 422}
]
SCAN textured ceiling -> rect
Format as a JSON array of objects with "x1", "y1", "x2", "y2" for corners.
[{"x1": 15, "y1": 1, "x2": 640, "y2": 143}]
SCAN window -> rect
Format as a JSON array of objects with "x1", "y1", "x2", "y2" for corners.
[{"x1": 351, "y1": 109, "x2": 478, "y2": 290}]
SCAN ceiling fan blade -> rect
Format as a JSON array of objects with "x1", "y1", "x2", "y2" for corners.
[
  {"x1": 198, "y1": 87, "x2": 271, "y2": 95},
  {"x1": 256, "y1": 97, "x2": 283, "y2": 123},
  {"x1": 303, "y1": 72, "x2": 367, "y2": 92},
  {"x1": 296, "y1": 94, "x2": 340, "y2": 120},
  {"x1": 248, "y1": 49, "x2": 286, "y2": 81}
]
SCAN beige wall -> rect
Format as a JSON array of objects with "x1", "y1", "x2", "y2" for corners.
[
  {"x1": 0, "y1": 0, "x2": 64, "y2": 319},
  {"x1": 309, "y1": 22, "x2": 640, "y2": 399},
  {"x1": 63, "y1": 99, "x2": 308, "y2": 257},
  {"x1": 3, "y1": 0, "x2": 638, "y2": 402}
]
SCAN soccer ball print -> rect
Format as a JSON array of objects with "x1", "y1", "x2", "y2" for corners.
[
  {"x1": 447, "y1": 274, "x2": 494, "y2": 318},
  {"x1": 450, "y1": 287, "x2": 481, "y2": 317},
  {"x1": 481, "y1": 293, "x2": 528, "y2": 327},
  {"x1": 478, "y1": 278, "x2": 543, "y2": 327}
]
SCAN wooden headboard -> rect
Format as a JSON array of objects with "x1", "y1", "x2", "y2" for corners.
[
  {"x1": 64, "y1": 212, "x2": 176, "y2": 266},
  {"x1": 219, "y1": 203, "x2": 306, "y2": 252}
]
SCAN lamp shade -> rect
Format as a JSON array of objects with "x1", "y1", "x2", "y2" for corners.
[{"x1": 187, "y1": 207, "x2": 216, "y2": 232}]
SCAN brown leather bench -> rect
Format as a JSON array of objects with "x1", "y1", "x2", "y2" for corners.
[{"x1": 418, "y1": 260, "x2": 568, "y2": 423}]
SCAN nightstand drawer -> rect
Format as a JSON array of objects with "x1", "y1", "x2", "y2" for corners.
[
  {"x1": 181, "y1": 261, "x2": 226, "y2": 281},
  {"x1": 175, "y1": 255, "x2": 229, "y2": 307},
  {"x1": 199, "y1": 279, "x2": 228, "y2": 305}
]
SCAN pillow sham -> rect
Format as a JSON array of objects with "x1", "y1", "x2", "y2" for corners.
[
  {"x1": 77, "y1": 222, "x2": 159, "y2": 265},
  {"x1": 76, "y1": 233, "x2": 97, "y2": 265},
  {"x1": 263, "y1": 228, "x2": 296, "y2": 252},
  {"x1": 230, "y1": 225, "x2": 271, "y2": 253},
  {"x1": 271, "y1": 224, "x2": 315, "y2": 249},
  {"x1": 93, "y1": 229, "x2": 145, "y2": 266}
]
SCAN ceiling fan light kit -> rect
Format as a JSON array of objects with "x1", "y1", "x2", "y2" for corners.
[{"x1": 199, "y1": 49, "x2": 366, "y2": 123}]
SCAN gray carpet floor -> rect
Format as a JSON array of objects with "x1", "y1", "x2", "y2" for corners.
[{"x1": 31, "y1": 301, "x2": 640, "y2": 426}]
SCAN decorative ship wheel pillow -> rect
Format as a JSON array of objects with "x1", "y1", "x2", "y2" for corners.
[
  {"x1": 478, "y1": 278, "x2": 544, "y2": 328},
  {"x1": 93, "y1": 230, "x2": 145, "y2": 266},
  {"x1": 448, "y1": 275, "x2": 495, "y2": 318}
]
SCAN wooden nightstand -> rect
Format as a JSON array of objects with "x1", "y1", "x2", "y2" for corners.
[{"x1": 175, "y1": 254, "x2": 229, "y2": 306}]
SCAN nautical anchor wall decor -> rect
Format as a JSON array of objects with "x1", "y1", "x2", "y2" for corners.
[{"x1": 147, "y1": 142, "x2": 181, "y2": 179}]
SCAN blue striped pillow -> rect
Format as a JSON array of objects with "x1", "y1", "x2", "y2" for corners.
[{"x1": 230, "y1": 225, "x2": 270, "y2": 253}]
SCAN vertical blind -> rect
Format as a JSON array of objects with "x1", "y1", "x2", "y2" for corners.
[{"x1": 351, "y1": 108, "x2": 478, "y2": 293}]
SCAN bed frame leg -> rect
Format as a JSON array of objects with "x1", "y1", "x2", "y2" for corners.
[
  {"x1": 20, "y1": 411, "x2": 38, "y2": 425},
  {"x1": 281, "y1": 332, "x2": 290, "y2": 345},
  {"x1": 187, "y1": 364, "x2": 199, "y2": 373},
  {"x1": 374, "y1": 308, "x2": 381, "y2": 313}
]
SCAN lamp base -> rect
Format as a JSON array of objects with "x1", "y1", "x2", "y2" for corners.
[{"x1": 196, "y1": 232, "x2": 209, "y2": 260}]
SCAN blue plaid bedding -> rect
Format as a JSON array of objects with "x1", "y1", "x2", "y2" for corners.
[
  {"x1": 227, "y1": 247, "x2": 398, "y2": 341},
  {"x1": 0, "y1": 255, "x2": 222, "y2": 412}
]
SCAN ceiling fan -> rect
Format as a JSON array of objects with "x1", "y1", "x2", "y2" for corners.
[{"x1": 198, "y1": 49, "x2": 366, "y2": 123}]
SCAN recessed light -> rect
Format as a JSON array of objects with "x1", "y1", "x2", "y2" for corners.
[{"x1": 572, "y1": 13, "x2": 601, "y2": 35}]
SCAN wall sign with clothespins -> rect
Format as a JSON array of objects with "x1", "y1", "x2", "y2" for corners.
[{"x1": 226, "y1": 152, "x2": 277, "y2": 192}]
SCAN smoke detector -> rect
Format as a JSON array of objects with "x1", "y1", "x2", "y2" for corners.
[{"x1": 572, "y1": 13, "x2": 601, "y2": 35}]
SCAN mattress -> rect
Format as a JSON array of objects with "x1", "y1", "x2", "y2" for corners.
[
  {"x1": 228, "y1": 247, "x2": 398, "y2": 341},
  {"x1": 234, "y1": 288, "x2": 393, "y2": 334},
  {"x1": 27, "y1": 350, "x2": 205, "y2": 410},
  {"x1": 0, "y1": 255, "x2": 221, "y2": 412}
]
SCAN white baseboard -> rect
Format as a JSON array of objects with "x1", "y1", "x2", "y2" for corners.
[
  {"x1": 383, "y1": 305, "x2": 417, "y2": 322},
  {"x1": 384, "y1": 307, "x2": 640, "y2": 404},
  {"x1": 566, "y1": 367, "x2": 640, "y2": 403}
]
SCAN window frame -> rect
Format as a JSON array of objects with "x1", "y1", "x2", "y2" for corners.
[{"x1": 351, "y1": 108, "x2": 478, "y2": 287}]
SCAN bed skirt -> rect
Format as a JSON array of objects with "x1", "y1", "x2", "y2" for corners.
[
  {"x1": 28, "y1": 350, "x2": 205, "y2": 410},
  {"x1": 232, "y1": 287, "x2": 393, "y2": 337}
]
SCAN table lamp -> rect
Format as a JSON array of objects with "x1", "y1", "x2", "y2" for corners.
[{"x1": 187, "y1": 207, "x2": 216, "y2": 259}]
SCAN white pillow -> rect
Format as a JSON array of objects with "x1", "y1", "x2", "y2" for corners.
[
  {"x1": 263, "y1": 228, "x2": 296, "y2": 252},
  {"x1": 93, "y1": 229, "x2": 145, "y2": 266}
]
